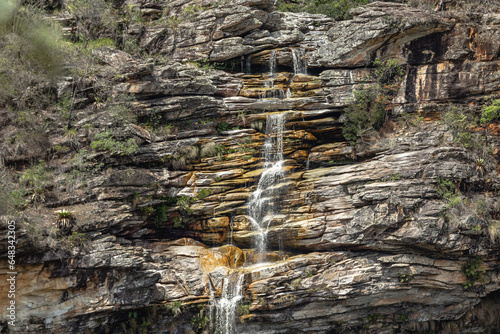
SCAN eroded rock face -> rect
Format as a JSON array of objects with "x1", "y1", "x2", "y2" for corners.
[{"x1": 1, "y1": 1, "x2": 500, "y2": 333}]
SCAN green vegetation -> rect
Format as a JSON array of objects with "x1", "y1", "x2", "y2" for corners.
[
  {"x1": 342, "y1": 89, "x2": 386, "y2": 145},
  {"x1": 436, "y1": 178, "x2": 461, "y2": 209},
  {"x1": 56, "y1": 209, "x2": 73, "y2": 219},
  {"x1": 90, "y1": 130, "x2": 139, "y2": 156},
  {"x1": 19, "y1": 162, "x2": 52, "y2": 205},
  {"x1": 216, "y1": 122, "x2": 231, "y2": 135},
  {"x1": 64, "y1": 231, "x2": 87, "y2": 248},
  {"x1": 238, "y1": 304, "x2": 250, "y2": 316},
  {"x1": 164, "y1": 301, "x2": 183, "y2": 317},
  {"x1": 480, "y1": 99, "x2": 500, "y2": 125},
  {"x1": 0, "y1": 0, "x2": 67, "y2": 108},
  {"x1": 153, "y1": 204, "x2": 168, "y2": 226},
  {"x1": 276, "y1": 0, "x2": 370, "y2": 20},
  {"x1": 173, "y1": 216, "x2": 184, "y2": 228},
  {"x1": 442, "y1": 105, "x2": 484, "y2": 150},
  {"x1": 396, "y1": 314, "x2": 407, "y2": 322},
  {"x1": 342, "y1": 58, "x2": 404, "y2": 145},
  {"x1": 461, "y1": 256, "x2": 487, "y2": 290},
  {"x1": 0, "y1": 167, "x2": 25, "y2": 214},
  {"x1": 177, "y1": 195, "x2": 196, "y2": 214},
  {"x1": 197, "y1": 188, "x2": 212, "y2": 200},
  {"x1": 397, "y1": 273, "x2": 414, "y2": 283},
  {"x1": 190, "y1": 305, "x2": 209, "y2": 331}
]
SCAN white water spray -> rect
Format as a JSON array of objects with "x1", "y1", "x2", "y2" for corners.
[
  {"x1": 292, "y1": 48, "x2": 307, "y2": 75},
  {"x1": 214, "y1": 273, "x2": 245, "y2": 334},
  {"x1": 247, "y1": 113, "x2": 286, "y2": 254}
]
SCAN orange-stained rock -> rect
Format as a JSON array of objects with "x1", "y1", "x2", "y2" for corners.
[{"x1": 218, "y1": 245, "x2": 246, "y2": 268}]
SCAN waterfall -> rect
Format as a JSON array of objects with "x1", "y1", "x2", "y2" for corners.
[
  {"x1": 269, "y1": 50, "x2": 277, "y2": 78},
  {"x1": 214, "y1": 273, "x2": 245, "y2": 334},
  {"x1": 247, "y1": 113, "x2": 286, "y2": 255},
  {"x1": 228, "y1": 215, "x2": 234, "y2": 245},
  {"x1": 263, "y1": 50, "x2": 286, "y2": 99},
  {"x1": 245, "y1": 55, "x2": 251, "y2": 74},
  {"x1": 292, "y1": 48, "x2": 307, "y2": 75}
]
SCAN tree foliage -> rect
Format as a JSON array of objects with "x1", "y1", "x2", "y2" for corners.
[
  {"x1": 276, "y1": 0, "x2": 370, "y2": 20},
  {"x1": 480, "y1": 99, "x2": 500, "y2": 125},
  {"x1": 0, "y1": 0, "x2": 67, "y2": 107},
  {"x1": 342, "y1": 59, "x2": 404, "y2": 145}
]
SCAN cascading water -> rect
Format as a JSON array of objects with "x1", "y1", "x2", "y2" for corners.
[
  {"x1": 262, "y1": 50, "x2": 286, "y2": 99},
  {"x1": 247, "y1": 112, "x2": 286, "y2": 255},
  {"x1": 292, "y1": 48, "x2": 307, "y2": 75},
  {"x1": 245, "y1": 55, "x2": 251, "y2": 74},
  {"x1": 213, "y1": 272, "x2": 245, "y2": 334},
  {"x1": 208, "y1": 49, "x2": 293, "y2": 333}
]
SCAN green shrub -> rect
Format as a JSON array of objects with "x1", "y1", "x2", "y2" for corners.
[
  {"x1": 276, "y1": 0, "x2": 370, "y2": 20},
  {"x1": 164, "y1": 301, "x2": 183, "y2": 317},
  {"x1": 0, "y1": 1, "x2": 67, "y2": 108},
  {"x1": 342, "y1": 89, "x2": 386, "y2": 145},
  {"x1": 196, "y1": 188, "x2": 212, "y2": 200},
  {"x1": 200, "y1": 142, "x2": 218, "y2": 157},
  {"x1": 442, "y1": 105, "x2": 484, "y2": 150},
  {"x1": 461, "y1": 256, "x2": 487, "y2": 290},
  {"x1": 436, "y1": 178, "x2": 456, "y2": 200},
  {"x1": 173, "y1": 216, "x2": 184, "y2": 228},
  {"x1": 372, "y1": 58, "x2": 405, "y2": 85},
  {"x1": 216, "y1": 122, "x2": 230, "y2": 135},
  {"x1": 56, "y1": 209, "x2": 73, "y2": 219},
  {"x1": 480, "y1": 99, "x2": 500, "y2": 125},
  {"x1": 90, "y1": 130, "x2": 139, "y2": 156},
  {"x1": 177, "y1": 196, "x2": 194, "y2": 210},
  {"x1": 342, "y1": 58, "x2": 403, "y2": 145},
  {"x1": 0, "y1": 167, "x2": 25, "y2": 214},
  {"x1": 66, "y1": 0, "x2": 117, "y2": 42},
  {"x1": 154, "y1": 204, "x2": 168, "y2": 225}
]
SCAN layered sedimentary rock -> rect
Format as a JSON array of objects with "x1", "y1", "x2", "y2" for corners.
[{"x1": 1, "y1": 1, "x2": 500, "y2": 333}]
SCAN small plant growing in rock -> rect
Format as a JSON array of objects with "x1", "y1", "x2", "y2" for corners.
[
  {"x1": 55, "y1": 209, "x2": 76, "y2": 232},
  {"x1": 176, "y1": 196, "x2": 196, "y2": 214},
  {"x1": 480, "y1": 99, "x2": 500, "y2": 125},
  {"x1": 291, "y1": 278, "x2": 302, "y2": 291},
  {"x1": 90, "y1": 130, "x2": 139, "y2": 156},
  {"x1": 237, "y1": 304, "x2": 250, "y2": 316},
  {"x1": 461, "y1": 256, "x2": 487, "y2": 290},
  {"x1": 56, "y1": 209, "x2": 73, "y2": 219},
  {"x1": 154, "y1": 204, "x2": 168, "y2": 226},
  {"x1": 216, "y1": 122, "x2": 230, "y2": 135},
  {"x1": 396, "y1": 313, "x2": 407, "y2": 322},
  {"x1": 165, "y1": 301, "x2": 183, "y2": 317},
  {"x1": 397, "y1": 273, "x2": 414, "y2": 283},
  {"x1": 475, "y1": 158, "x2": 486, "y2": 177},
  {"x1": 190, "y1": 305, "x2": 209, "y2": 331},
  {"x1": 66, "y1": 231, "x2": 87, "y2": 247},
  {"x1": 196, "y1": 188, "x2": 211, "y2": 200},
  {"x1": 173, "y1": 216, "x2": 184, "y2": 228},
  {"x1": 200, "y1": 141, "x2": 218, "y2": 157},
  {"x1": 20, "y1": 161, "x2": 51, "y2": 205},
  {"x1": 305, "y1": 268, "x2": 317, "y2": 277}
]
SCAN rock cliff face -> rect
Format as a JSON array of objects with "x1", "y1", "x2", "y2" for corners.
[{"x1": 1, "y1": 1, "x2": 500, "y2": 333}]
